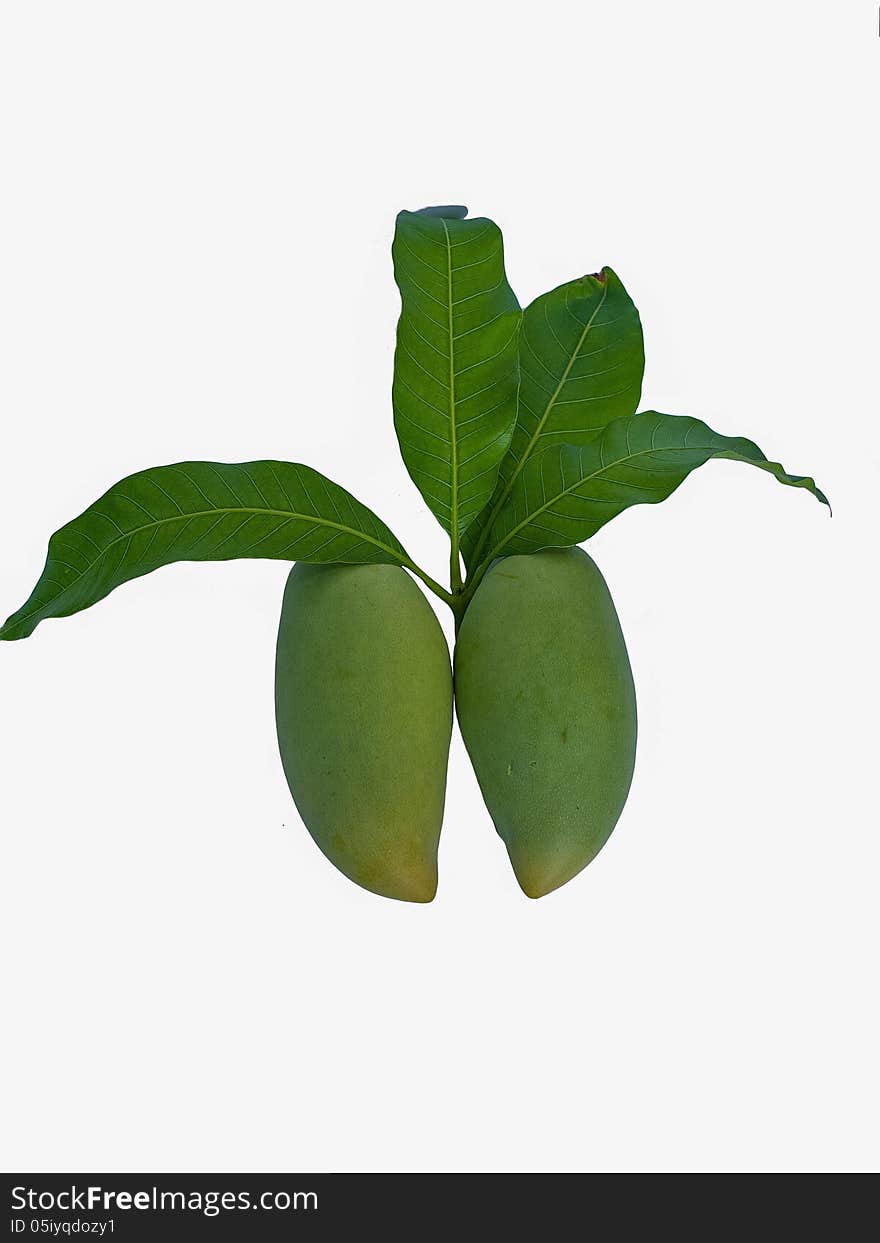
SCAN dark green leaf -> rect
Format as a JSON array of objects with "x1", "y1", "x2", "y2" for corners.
[
  {"x1": 391, "y1": 206, "x2": 521, "y2": 562},
  {"x1": 0, "y1": 460, "x2": 411, "y2": 640},
  {"x1": 462, "y1": 266, "x2": 643, "y2": 567},
  {"x1": 479, "y1": 411, "x2": 828, "y2": 562}
]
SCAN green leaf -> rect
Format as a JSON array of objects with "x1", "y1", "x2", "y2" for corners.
[
  {"x1": 391, "y1": 206, "x2": 521, "y2": 568},
  {"x1": 478, "y1": 411, "x2": 829, "y2": 563},
  {"x1": 0, "y1": 460, "x2": 413, "y2": 641},
  {"x1": 462, "y1": 266, "x2": 643, "y2": 568}
]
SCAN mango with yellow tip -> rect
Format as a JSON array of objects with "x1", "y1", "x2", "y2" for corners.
[
  {"x1": 275, "y1": 562, "x2": 453, "y2": 902},
  {"x1": 454, "y1": 548, "x2": 637, "y2": 898}
]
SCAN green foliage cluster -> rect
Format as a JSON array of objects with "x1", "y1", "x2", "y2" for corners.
[{"x1": 1, "y1": 207, "x2": 827, "y2": 900}]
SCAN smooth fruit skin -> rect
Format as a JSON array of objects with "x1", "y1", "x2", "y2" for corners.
[
  {"x1": 455, "y1": 548, "x2": 636, "y2": 898},
  {"x1": 275, "y1": 563, "x2": 453, "y2": 902}
]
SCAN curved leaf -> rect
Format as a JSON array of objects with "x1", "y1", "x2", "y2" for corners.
[
  {"x1": 0, "y1": 460, "x2": 411, "y2": 641},
  {"x1": 391, "y1": 206, "x2": 521, "y2": 566},
  {"x1": 463, "y1": 266, "x2": 643, "y2": 566},
  {"x1": 479, "y1": 411, "x2": 828, "y2": 562}
]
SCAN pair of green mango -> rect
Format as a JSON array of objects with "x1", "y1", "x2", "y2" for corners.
[{"x1": 275, "y1": 547, "x2": 636, "y2": 901}]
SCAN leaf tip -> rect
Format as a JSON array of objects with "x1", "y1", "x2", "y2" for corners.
[
  {"x1": 412, "y1": 204, "x2": 468, "y2": 220},
  {"x1": 805, "y1": 478, "x2": 831, "y2": 513}
]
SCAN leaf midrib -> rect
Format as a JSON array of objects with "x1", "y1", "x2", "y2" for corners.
[
  {"x1": 513, "y1": 280, "x2": 610, "y2": 487},
  {"x1": 468, "y1": 279, "x2": 609, "y2": 567},
  {"x1": 489, "y1": 438, "x2": 722, "y2": 559},
  {"x1": 13, "y1": 506, "x2": 406, "y2": 626},
  {"x1": 441, "y1": 217, "x2": 460, "y2": 580}
]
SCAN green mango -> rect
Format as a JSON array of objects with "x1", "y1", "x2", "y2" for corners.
[
  {"x1": 455, "y1": 548, "x2": 637, "y2": 898},
  {"x1": 275, "y1": 562, "x2": 452, "y2": 902}
]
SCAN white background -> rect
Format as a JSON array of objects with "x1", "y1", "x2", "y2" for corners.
[{"x1": 1, "y1": 1, "x2": 877, "y2": 1174}]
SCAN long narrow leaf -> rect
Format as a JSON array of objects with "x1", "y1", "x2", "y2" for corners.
[
  {"x1": 0, "y1": 461, "x2": 411, "y2": 640},
  {"x1": 463, "y1": 267, "x2": 643, "y2": 566},
  {"x1": 480, "y1": 411, "x2": 828, "y2": 562},
  {"x1": 391, "y1": 206, "x2": 521, "y2": 561}
]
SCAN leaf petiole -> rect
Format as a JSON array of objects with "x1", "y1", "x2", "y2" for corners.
[{"x1": 401, "y1": 557, "x2": 455, "y2": 609}]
